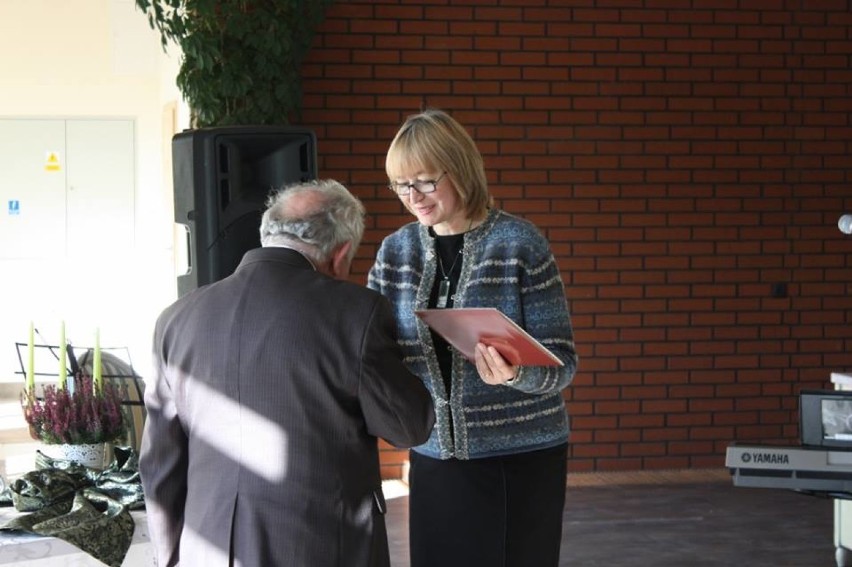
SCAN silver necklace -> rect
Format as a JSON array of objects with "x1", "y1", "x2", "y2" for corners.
[
  {"x1": 436, "y1": 249, "x2": 462, "y2": 309},
  {"x1": 435, "y1": 219, "x2": 473, "y2": 309}
]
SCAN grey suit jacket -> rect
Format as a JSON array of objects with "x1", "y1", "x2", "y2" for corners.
[{"x1": 140, "y1": 247, "x2": 435, "y2": 567}]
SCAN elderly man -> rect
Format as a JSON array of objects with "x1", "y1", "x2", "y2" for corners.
[{"x1": 140, "y1": 179, "x2": 435, "y2": 567}]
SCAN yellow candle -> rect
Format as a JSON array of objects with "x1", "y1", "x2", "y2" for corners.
[
  {"x1": 58, "y1": 321, "x2": 67, "y2": 389},
  {"x1": 26, "y1": 321, "x2": 35, "y2": 392},
  {"x1": 93, "y1": 327, "x2": 102, "y2": 391}
]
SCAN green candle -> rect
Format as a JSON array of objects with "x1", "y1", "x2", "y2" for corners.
[
  {"x1": 26, "y1": 321, "x2": 34, "y2": 392},
  {"x1": 58, "y1": 321, "x2": 67, "y2": 389},
  {"x1": 93, "y1": 327, "x2": 102, "y2": 391}
]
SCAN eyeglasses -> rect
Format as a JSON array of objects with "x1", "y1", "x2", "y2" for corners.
[{"x1": 388, "y1": 172, "x2": 447, "y2": 197}]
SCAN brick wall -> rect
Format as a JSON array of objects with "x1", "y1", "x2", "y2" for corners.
[{"x1": 299, "y1": 0, "x2": 852, "y2": 478}]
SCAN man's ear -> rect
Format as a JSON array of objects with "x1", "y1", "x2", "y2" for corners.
[{"x1": 330, "y1": 241, "x2": 353, "y2": 278}]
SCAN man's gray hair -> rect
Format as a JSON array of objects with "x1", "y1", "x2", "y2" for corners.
[{"x1": 259, "y1": 179, "x2": 366, "y2": 264}]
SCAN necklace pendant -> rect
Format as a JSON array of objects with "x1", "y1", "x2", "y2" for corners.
[{"x1": 437, "y1": 278, "x2": 451, "y2": 308}]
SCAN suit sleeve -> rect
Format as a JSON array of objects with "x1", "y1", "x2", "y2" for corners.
[
  {"x1": 357, "y1": 295, "x2": 435, "y2": 448},
  {"x1": 139, "y1": 333, "x2": 188, "y2": 567}
]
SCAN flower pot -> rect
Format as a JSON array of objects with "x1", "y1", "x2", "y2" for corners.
[{"x1": 40, "y1": 442, "x2": 108, "y2": 469}]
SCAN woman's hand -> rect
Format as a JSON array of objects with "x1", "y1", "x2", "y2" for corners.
[{"x1": 474, "y1": 343, "x2": 518, "y2": 385}]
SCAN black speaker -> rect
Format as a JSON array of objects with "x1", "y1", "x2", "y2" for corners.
[{"x1": 172, "y1": 126, "x2": 318, "y2": 297}]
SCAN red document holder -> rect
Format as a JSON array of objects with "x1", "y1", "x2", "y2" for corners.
[{"x1": 415, "y1": 308, "x2": 564, "y2": 367}]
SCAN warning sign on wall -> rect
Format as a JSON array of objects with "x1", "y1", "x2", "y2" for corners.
[{"x1": 45, "y1": 152, "x2": 61, "y2": 172}]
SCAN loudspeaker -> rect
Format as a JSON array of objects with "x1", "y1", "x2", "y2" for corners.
[{"x1": 172, "y1": 126, "x2": 318, "y2": 297}]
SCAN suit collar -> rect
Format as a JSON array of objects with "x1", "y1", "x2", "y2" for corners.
[{"x1": 236, "y1": 247, "x2": 316, "y2": 272}]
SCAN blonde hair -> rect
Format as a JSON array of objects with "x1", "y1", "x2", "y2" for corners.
[{"x1": 386, "y1": 108, "x2": 492, "y2": 218}]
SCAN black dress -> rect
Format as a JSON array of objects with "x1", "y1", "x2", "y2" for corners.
[{"x1": 409, "y1": 230, "x2": 568, "y2": 567}]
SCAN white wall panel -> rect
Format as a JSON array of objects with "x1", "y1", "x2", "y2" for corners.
[{"x1": 66, "y1": 119, "x2": 135, "y2": 255}]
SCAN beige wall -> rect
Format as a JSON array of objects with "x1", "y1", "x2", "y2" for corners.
[{"x1": 0, "y1": 0, "x2": 183, "y2": 381}]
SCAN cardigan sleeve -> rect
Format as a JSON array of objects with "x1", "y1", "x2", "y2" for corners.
[{"x1": 505, "y1": 235, "x2": 578, "y2": 395}]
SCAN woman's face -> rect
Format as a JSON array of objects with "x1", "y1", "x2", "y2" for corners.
[{"x1": 392, "y1": 169, "x2": 468, "y2": 235}]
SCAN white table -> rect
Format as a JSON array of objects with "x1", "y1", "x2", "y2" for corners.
[{"x1": 0, "y1": 508, "x2": 154, "y2": 566}]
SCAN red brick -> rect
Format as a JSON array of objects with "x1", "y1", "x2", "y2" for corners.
[{"x1": 309, "y1": 1, "x2": 852, "y2": 477}]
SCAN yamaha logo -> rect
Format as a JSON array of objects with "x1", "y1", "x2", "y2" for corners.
[{"x1": 743, "y1": 452, "x2": 789, "y2": 465}]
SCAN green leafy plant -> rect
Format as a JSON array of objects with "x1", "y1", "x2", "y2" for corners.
[
  {"x1": 135, "y1": 0, "x2": 335, "y2": 127},
  {"x1": 22, "y1": 375, "x2": 127, "y2": 445}
]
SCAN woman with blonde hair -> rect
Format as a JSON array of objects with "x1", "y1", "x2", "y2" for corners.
[{"x1": 368, "y1": 109, "x2": 578, "y2": 567}]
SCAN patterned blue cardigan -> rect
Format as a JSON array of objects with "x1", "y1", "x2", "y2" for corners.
[{"x1": 367, "y1": 208, "x2": 578, "y2": 460}]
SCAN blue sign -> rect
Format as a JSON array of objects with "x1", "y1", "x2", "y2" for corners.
[{"x1": 8, "y1": 200, "x2": 20, "y2": 215}]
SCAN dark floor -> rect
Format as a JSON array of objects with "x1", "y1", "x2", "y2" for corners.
[{"x1": 385, "y1": 469, "x2": 835, "y2": 567}]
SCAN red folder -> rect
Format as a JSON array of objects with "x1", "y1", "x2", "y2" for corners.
[{"x1": 415, "y1": 308, "x2": 564, "y2": 367}]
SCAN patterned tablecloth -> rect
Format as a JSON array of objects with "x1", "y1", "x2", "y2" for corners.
[{"x1": 0, "y1": 508, "x2": 153, "y2": 566}]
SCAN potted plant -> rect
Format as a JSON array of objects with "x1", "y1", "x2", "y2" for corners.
[
  {"x1": 134, "y1": 0, "x2": 336, "y2": 127},
  {"x1": 22, "y1": 376, "x2": 127, "y2": 469}
]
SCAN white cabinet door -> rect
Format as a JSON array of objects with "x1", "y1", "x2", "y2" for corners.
[
  {"x1": 0, "y1": 119, "x2": 67, "y2": 259},
  {"x1": 0, "y1": 118, "x2": 135, "y2": 259}
]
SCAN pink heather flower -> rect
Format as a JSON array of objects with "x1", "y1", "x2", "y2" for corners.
[{"x1": 22, "y1": 374, "x2": 128, "y2": 445}]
